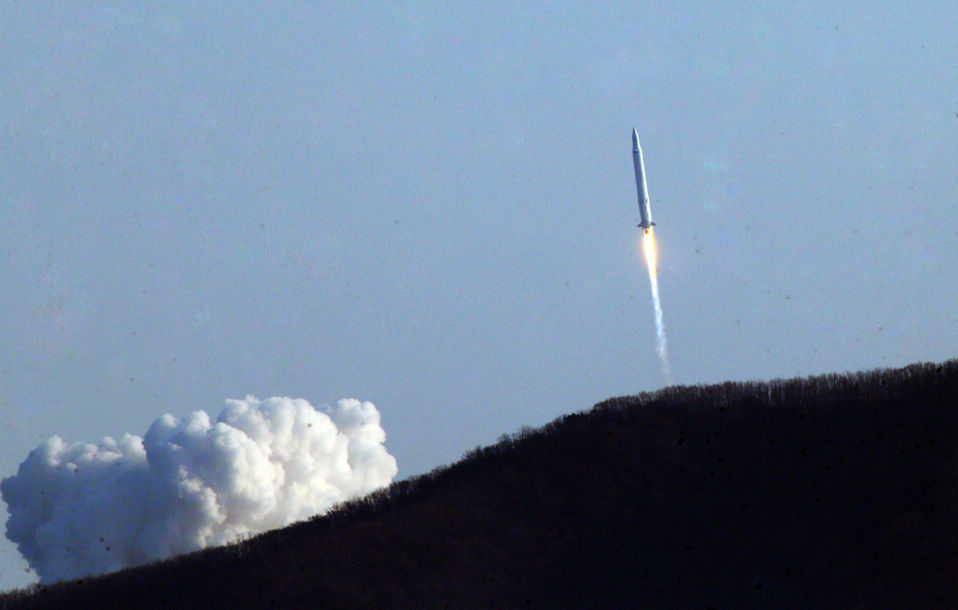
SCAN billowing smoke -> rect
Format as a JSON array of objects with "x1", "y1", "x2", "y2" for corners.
[{"x1": 1, "y1": 396, "x2": 398, "y2": 584}]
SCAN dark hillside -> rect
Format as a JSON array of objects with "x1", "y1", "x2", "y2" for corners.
[{"x1": 4, "y1": 361, "x2": 958, "y2": 608}]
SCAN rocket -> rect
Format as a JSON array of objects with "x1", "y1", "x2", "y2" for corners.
[{"x1": 632, "y1": 128, "x2": 655, "y2": 234}]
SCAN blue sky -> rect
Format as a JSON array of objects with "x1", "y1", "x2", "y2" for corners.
[{"x1": 2, "y1": 2, "x2": 956, "y2": 589}]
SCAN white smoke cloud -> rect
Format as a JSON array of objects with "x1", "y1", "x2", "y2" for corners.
[{"x1": 1, "y1": 396, "x2": 398, "y2": 584}]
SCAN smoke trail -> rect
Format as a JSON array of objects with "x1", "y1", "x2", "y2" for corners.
[
  {"x1": 1, "y1": 396, "x2": 398, "y2": 584},
  {"x1": 641, "y1": 230, "x2": 672, "y2": 383}
]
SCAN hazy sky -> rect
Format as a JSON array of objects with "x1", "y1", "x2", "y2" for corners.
[{"x1": 2, "y1": 2, "x2": 956, "y2": 590}]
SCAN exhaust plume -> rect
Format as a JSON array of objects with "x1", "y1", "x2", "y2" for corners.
[
  {"x1": 1, "y1": 396, "x2": 398, "y2": 584},
  {"x1": 642, "y1": 230, "x2": 672, "y2": 383}
]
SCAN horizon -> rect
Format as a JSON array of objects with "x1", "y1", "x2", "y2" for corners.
[{"x1": 4, "y1": 360, "x2": 956, "y2": 606}]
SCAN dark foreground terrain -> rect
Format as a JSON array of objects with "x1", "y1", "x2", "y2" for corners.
[{"x1": 3, "y1": 361, "x2": 958, "y2": 608}]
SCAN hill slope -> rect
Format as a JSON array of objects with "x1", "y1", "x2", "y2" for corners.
[{"x1": 4, "y1": 361, "x2": 958, "y2": 608}]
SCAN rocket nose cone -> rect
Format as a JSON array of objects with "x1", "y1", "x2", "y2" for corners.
[{"x1": 632, "y1": 128, "x2": 639, "y2": 149}]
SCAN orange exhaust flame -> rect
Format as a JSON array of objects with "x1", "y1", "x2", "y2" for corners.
[{"x1": 640, "y1": 228, "x2": 672, "y2": 383}]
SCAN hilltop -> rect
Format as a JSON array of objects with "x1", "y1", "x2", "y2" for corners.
[{"x1": 3, "y1": 361, "x2": 958, "y2": 608}]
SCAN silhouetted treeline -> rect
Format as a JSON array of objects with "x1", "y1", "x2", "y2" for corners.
[{"x1": 4, "y1": 360, "x2": 958, "y2": 608}]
